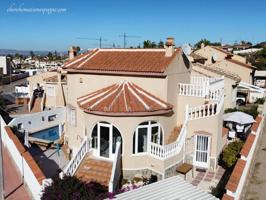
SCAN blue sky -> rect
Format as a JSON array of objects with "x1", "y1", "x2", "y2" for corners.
[{"x1": 0, "y1": 0, "x2": 266, "y2": 51}]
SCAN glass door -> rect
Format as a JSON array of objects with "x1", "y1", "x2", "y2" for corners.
[
  {"x1": 99, "y1": 124, "x2": 111, "y2": 158},
  {"x1": 194, "y1": 135, "x2": 210, "y2": 168}
]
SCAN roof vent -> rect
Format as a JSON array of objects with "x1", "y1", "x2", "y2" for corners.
[{"x1": 165, "y1": 37, "x2": 175, "y2": 57}]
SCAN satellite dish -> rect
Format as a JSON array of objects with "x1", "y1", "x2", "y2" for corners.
[
  {"x1": 212, "y1": 53, "x2": 217, "y2": 61},
  {"x1": 182, "y1": 44, "x2": 192, "y2": 55}
]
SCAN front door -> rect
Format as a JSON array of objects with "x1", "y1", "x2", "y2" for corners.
[{"x1": 194, "y1": 135, "x2": 210, "y2": 168}]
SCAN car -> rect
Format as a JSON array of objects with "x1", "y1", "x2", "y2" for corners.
[{"x1": 236, "y1": 95, "x2": 246, "y2": 105}]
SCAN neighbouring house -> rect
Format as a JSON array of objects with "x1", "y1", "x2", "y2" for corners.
[
  {"x1": 254, "y1": 70, "x2": 266, "y2": 88},
  {"x1": 190, "y1": 61, "x2": 240, "y2": 109},
  {"x1": 0, "y1": 56, "x2": 13, "y2": 75},
  {"x1": 193, "y1": 45, "x2": 255, "y2": 84},
  {"x1": 25, "y1": 38, "x2": 226, "y2": 193}
]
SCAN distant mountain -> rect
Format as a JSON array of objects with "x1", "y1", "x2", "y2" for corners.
[{"x1": 0, "y1": 49, "x2": 67, "y2": 56}]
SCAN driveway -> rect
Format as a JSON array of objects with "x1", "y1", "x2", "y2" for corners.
[{"x1": 245, "y1": 120, "x2": 266, "y2": 200}]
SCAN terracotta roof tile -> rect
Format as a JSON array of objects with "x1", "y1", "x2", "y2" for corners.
[
  {"x1": 63, "y1": 48, "x2": 180, "y2": 75},
  {"x1": 211, "y1": 46, "x2": 233, "y2": 56},
  {"x1": 4, "y1": 126, "x2": 46, "y2": 184},
  {"x1": 77, "y1": 80, "x2": 173, "y2": 116},
  {"x1": 193, "y1": 63, "x2": 241, "y2": 81},
  {"x1": 222, "y1": 194, "x2": 234, "y2": 200},
  {"x1": 226, "y1": 58, "x2": 255, "y2": 69},
  {"x1": 226, "y1": 159, "x2": 246, "y2": 192},
  {"x1": 5, "y1": 127, "x2": 26, "y2": 154},
  {"x1": 240, "y1": 134, "x2": 255, "y2": 157},
  {"x1": 222, "y1": 127, "x2": 229, "y2": 137},
  {"x1": 252, "y1": 116, "x2": 263, "y2": 132}
]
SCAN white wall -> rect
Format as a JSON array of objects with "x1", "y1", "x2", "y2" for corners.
[
  {"x1": 0, "y1": 56, "x2": 7, "y2": 74},
  {"x1": 0, "y1": 116, "x2": 43, "y2": 200},
  {"x1": 9, "y1": 107, "x2": 66, "y2": 133}
]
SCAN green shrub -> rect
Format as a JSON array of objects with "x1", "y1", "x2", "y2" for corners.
[
  {"x1": 222, "y1": 141, "x2": 244, "y2": 167},
  {"x1": 224, "y1": 108, "x2": 238, "y2": 114},
  {"x1": 224, "y1": 105, "x2": 258, "y2": 119},
  {"x1": 132, "y1": 177, "x2": 142, "y2": 183},
  {"x1": 254, "y1": 97, "x2": 265, "y2": 105}
]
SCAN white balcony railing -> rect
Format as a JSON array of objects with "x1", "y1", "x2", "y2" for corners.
[
  {"x1": 178, "y1": 83, "x2": 208, "y2": 97},
  {"x1": 149, "y1": 120, "x2": 188, "y2": 159},
  {"x1": 180, "y1": 76, "x2": 224, "y2": 99},
  {"x1": 149, "y1": 105, "x2": 189, "y2": 160},
  {"x1": 61, "y1": 137, "x2": 91, "y2": 177},
  {"x1": 109, "y1": 141, "x2": 122, "y2": 193}
]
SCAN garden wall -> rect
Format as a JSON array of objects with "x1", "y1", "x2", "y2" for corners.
[
  {"x1": 223, "y1": 115, "x2": 264, "y2": 200},
  {"x1": 0, "y1": 115, "x2": 46, "y2": 200}
]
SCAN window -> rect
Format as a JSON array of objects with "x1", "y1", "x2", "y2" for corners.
[
  {"x1": 68, "y1": 108, "x2": 76, "y2": 126},
  {"x1": 80, "y1": 78, "x2": 83, "y2": 83},
  {"x1": 17, "y1": 123, "x2": 23, "y2": 130},
  {"x1": 48, "y1": 114, "x2": 57, "y2": 121},
  {"x1": 47, "y1": 85, "x2": 55, "y2": 96},
  {"x1": 133, "y1": 121, "x2": 163, "y2": 154},
  {"x1": 28, "y1": 121, "x2": 31, "y2": 125},
  {"x1": 42, "y1": 116, "x2": 45, "y2": 121}
]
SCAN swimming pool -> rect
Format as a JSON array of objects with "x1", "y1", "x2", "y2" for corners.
[{"x1": 31, "y1": 126, "x2": 59, "y2": 141}]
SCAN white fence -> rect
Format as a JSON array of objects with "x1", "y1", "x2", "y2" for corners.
[
  {"x1": 109, "y1": 141, "x2": 122, "y2": 193},
  {"x1": 0, "y1": 116, "x2": 44, "y2": 200},
  {"x1": 9, "y1": 107, "x2": 65, "y2": 133},
  {"x1": 61, "y1": 136, "x2": 91, "y2": 176}
]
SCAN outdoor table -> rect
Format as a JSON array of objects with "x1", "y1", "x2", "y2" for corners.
[{"x1": 176, "y1": 163, "x2": 193, "y2": 180}]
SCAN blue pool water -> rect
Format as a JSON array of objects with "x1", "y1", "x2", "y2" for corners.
[{"x1": 31, "y1": 126, "x2": 59, "y2": 141}]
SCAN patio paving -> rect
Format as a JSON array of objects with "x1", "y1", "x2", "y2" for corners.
[
  {"x1": 190, "y1": 166, "x2": 226, "y2": 192},
  {"x1": 28, "y1": 144, "x2": 69, "y2": 178}
]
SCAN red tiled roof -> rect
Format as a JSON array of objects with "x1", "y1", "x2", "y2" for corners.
[
  {"x1": 211, "y1": 46, "x2": 233, "y2": 56},
  {"x1": 77, "y1": 80, "x2": 173, "y2": 116},
  {"x1": 226, "y1": 159, "x2": 246, "y2": 192},
  {"x1": 240, "y1": 134, "x2": 255, "y2": 158},
  {"x1": 63, "y1": 48, "x2": 180, "y2": 75},
  {"x1": 226, "y1": 58, "x2": 255, "y2": 69},
  {"x1": 222, "y1": 194, "x2": 234, "y2": 200}
]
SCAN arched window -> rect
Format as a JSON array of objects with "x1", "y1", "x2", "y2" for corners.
[{"x1": 133, "y1": 121, "x2": 163, "y2": 154}]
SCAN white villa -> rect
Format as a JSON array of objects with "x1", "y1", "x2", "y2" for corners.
[{"x1": 18, "y1": 38, "x2": 227, "y2": 193}]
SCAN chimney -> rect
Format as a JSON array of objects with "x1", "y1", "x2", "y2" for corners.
[
  {"x1": 165, "y1": 37, "x2": 175, "y2": 57},
  {"x1": 201, "y1": 43, "x2": 205, "y2": 49},
  {"x1": 68, "y1": 46, "x2": 78, "y2": 59}
]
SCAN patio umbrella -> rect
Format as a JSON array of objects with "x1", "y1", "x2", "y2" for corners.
[{"x1": 223, "y1": 111, "x2": 255, "y2": 125}]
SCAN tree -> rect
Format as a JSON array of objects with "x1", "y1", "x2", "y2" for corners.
[
  {"x1": 30, "y1": 51, "x2": 35, "y2": 58},
  {"x1": 47, "y1": 52, "x2": 53, "y2": 61},
  {"x1": 194, "y1": 39, "x2": 211, "y2": 49},
  {"x1": 158, "y1": 40, "x2": 164, "y2": 48},
  {"x1": 143, "y1": 40, "x2": 152, "y2": 48},
  {"x1": 41, "y1": 176, "x2": 108, "y2": 200}
]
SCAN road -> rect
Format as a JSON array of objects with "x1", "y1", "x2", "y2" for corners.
[{"x1": 245, "y1": 120, "x2": 266, "y2": 200}]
